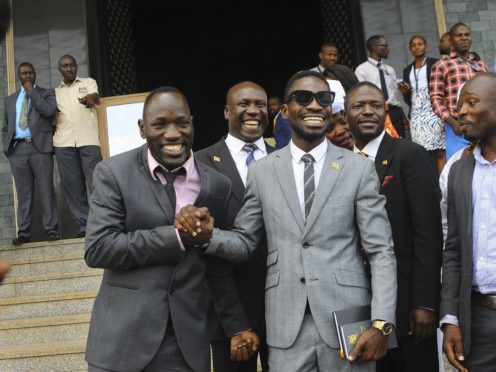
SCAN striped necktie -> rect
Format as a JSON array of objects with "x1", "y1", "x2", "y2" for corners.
[
  {"x1": 243, "y1": 143, "x2": 258, "y2": 166},
  {"x1": 301, "y1": 154, "x2": 315, "y2": 222}
]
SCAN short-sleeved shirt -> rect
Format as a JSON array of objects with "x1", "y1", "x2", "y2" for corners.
[{"x1": 54, "y1": 77, "x2": 100, "y2": 147}]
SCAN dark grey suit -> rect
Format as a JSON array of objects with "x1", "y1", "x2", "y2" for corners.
[
  {"x1": 84, "y1": 145, "x2": 248, "y2": 372},
  {"x1": 2, "y1": 86, "x2": 59, "y2": 238},
  {"x1": 441, "y1": 153, "x2": 496, "y2": 369}
]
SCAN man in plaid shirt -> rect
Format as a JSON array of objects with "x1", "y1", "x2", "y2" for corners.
[{"x1": 430, "y1": 23, "x2": 488, "y2": 161}]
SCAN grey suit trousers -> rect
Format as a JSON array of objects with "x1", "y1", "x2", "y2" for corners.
[
  {"x1": 268, "y1": 314, "x2": 374, "y2": 372},
  {"x1": 88, "y1": 326, "x2": 192, "y2": 372},
  {"x1": 9, "y1": 141, "x2": 59, "y2": 238},
  {"x1": 464, "y1": 303, "x2": 496, "y2": 371}
]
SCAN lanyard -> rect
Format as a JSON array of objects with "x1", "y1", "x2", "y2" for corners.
[{"x1": 412, "y1": 58, "x2": 426, "y2": 94}]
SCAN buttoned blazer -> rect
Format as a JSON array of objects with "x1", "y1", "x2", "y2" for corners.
[
  {"x1": 207, "y1": 142, "x2": 397, "y2": 349},
  {"x1": 195, "y1": 138, "x2": 274, "y2": 339},
  {"x1": 374, "y1": 134, "x2": 443, "y2": 336},
  {"x1": 2, "y1": 86, "x2": 57, "y2": 156},
  {"x1": 84, "y1": 144, "x2": 248, "y2": 372},
  {"x1": 440, "y1": 153, "x2": 475, "y2": 355}
]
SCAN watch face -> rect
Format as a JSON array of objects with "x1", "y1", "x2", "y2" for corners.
[{"x1": 383, "y1": 322, "x2": 394, "y2": 335}]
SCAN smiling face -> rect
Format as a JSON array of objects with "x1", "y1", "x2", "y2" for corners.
[
  {"x1": 139, "y1": 91, "x2": 194, "y2": 171},
  {"x1": 225, "y1": 82, "x2": 268, "y2": 143},
  {"x1": 345, "y1": 84, "x2": 386, "y2": 149},
  {"x1": 326, "y1": 111, "x2": 354, "y2": 150},
  {"x1": 458, "y1": 74, "x2": 496, "y2": 143},
  {"x1": 282, "y1": 76, "x2": 332, "y2": 151}
]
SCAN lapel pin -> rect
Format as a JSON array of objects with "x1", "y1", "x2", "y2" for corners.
[
  {"x1": 331, "y1": 162, "x2": 340, "y2": 170},
  {"x1": 382, "y1": 160, "x2": 388, "y2": 165},
  {"x1": 213, "y1": 156, "x2": 221, "y2": 162}
]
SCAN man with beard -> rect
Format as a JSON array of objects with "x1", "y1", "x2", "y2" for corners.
[
  {"x1": 430, "y1": 23, "x2": 489, "y2": 160},
  {"x1": 195, "y1": 81, "x2": 273, "y2": 372},
  {"x1": 84, "y1": 86, "x2": 258, "y2": 371},
  {"x1": 440, "y1": 73, "x2": 496, "y2": 372},
  {"x1": 345, "y1": 82, "x2": 443, "y2": 372},
  {"x1": 177, "y1": 70, "x2": 397, "y2": 371}
]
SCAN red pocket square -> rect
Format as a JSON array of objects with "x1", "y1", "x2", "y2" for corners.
[{"x1": 382, "y1": 175, "x2": 394, "y2": 187}]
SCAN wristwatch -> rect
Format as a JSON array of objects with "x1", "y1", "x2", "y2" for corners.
[{"x1": 372, "y1": 320, "x2": 395, "y2": 336}]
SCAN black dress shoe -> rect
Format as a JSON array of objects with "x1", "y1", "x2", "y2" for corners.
[
  {"x1": 12, "y1": 236, "x2": 30, "y2": 245},
  {"x1": 47, "y1": 233, "x2": 60, "y2": 241}
]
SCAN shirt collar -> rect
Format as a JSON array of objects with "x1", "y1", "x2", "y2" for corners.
[
  {"x1": 20, "y1": 84, "x2": 36, "y2": 93},
  {"x1": 473, "y1": 144, "x2": 496, "y2": 165},
  {"x1": 59, "y1": 76, "x2": 83, "y2": 88},
  {"x1": 148, "y1": 148, "x2": 196, "y2": 181},
  {"x1": 368, "y1": 57, "x2": 381, "y2": 65},
  {"x1": 354, "y1": 130, "x2": 386, "y2": 158},
  {"x1": 225, "y1": 133, "x2": 267, "y2": 155},
  {"x1": 449, "y1": 51, "x2": 476, "y2": 61},
  {"x1": 290, "y1": 138, "x2": 328, "y2": 163}
]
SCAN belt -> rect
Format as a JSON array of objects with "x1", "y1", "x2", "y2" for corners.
[
  {"x1": 16, "y1": 137, "x2": 32, "y2": 143},
  {"x1": 472, "y1": 291, "x2": 496, "y2": 310}
]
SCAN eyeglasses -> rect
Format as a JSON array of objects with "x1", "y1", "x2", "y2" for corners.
[
  {"x1": 286, "y1": 90, "x2": 335, "y2": 107},
  {"x1": 375, "y1": 44, "x2": 389, "y2": 48}
]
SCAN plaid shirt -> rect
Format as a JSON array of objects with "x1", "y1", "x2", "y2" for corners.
[{"x1": 429, "y1": 51, "x2": 488, "y2": 121}]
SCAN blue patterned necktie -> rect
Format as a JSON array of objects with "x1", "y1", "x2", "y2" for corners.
[
  {"x1": 243, "y1": 143, "x2": 258, "y2": 166},
  {"x1": 301, "y1": 154, "x2": 315, "y2": 221},
  {"x1": 377, "y1": 63, "x2": 390, "y2": 102}
]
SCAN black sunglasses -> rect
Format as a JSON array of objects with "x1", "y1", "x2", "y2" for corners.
[{"x1": 286, "y1": 90, "x2": 335, "y2": 107}]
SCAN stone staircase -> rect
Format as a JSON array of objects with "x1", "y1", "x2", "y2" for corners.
[{"x1": 0, "y1": 239, "x2": 102, "y2": 371}]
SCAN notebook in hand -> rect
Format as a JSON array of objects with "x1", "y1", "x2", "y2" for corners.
[{"x1": 332, "y1": 304, "x2": 398, "y2": 359}]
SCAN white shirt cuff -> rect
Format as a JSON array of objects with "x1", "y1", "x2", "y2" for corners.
[{"x1": 440, "y1": 314, "x2": 459, "y2": 328}]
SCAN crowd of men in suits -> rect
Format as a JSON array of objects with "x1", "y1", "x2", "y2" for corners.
[{"x1": 1, "y1": 4, "x2": 495, "y2": 370}]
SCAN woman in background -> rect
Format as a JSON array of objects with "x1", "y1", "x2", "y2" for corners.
[{"x1": 402, "y1": 35, "x2": 445, "y2": 173}]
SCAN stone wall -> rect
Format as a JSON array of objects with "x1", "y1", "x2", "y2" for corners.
[
  {"x1": 443, "y1": 0, "x2": 496, "y2": 71},
  {"x1": 0, "y1": 39, "x2": 15, "y2": 245}
]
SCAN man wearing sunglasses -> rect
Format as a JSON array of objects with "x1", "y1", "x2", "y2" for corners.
[
  {"x1": 355, "y1": 35, "x2": 409, "y2": 138},
  {"x1": 176, "y1": 70, "x2": 397, "y2": 371},
  {"x1": 345, "y1": 82, "x2": 443, "y2": 372}
]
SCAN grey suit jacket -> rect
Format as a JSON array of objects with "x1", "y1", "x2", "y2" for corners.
[
  {"x1": 2, "y1": 86, "x2": 56, "y2": 156},
  {"x1": 84, "y1": 145, "x2": 248, "y2": 372},
  {"x1": 440, "y1": 153, "x2": 475, "y2": 355},
  {"x1": 207, "y1": 142, "x2": 397, "y2": 349}
]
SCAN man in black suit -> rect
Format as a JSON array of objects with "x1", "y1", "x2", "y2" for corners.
[
  {"x1": 85, "y1": 86, "x2": 258, "y2": 371},
  {"x1": 2, "y1": 62, "x2": 60, "y2": 245},
  {"x1": 345, "y1": 82, "x2": 443, "y2": 372},
  {"x1": 196, "y1": 81, "x2": 272, "y2": 372}
]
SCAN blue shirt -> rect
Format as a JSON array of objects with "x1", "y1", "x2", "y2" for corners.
[
  {"x1": 15, "y1": 87, "x2": 32, "y2": 139},
  {"x1": 472, "y1": 145, "x2": 496, "y2": 293}
]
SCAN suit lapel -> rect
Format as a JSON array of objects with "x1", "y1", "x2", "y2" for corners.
[
  {"x1": 303, "y1": 144, "x2": 344, "y2": 237},
  {"x1": 374, "y1": 134, "x2": 394, "y2": 186},
  {"x1": 273, "y1": 147, "x2": 305, "y2": 232},
  {"x1": 206, "y1": 140, "x2": 245, "y2": 204},
  {"x1": 138, "y1": 145, "x2": 176, "y2": 222},
  {"x1": 194, "y1": 161, "x2": 211, "y2": 207},
  {"x1": 462, "y1": 154, "x2": 475, "y2": 252}
]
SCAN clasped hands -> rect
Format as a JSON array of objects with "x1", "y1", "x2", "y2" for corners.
[{"x1": 174, "y1": 205, "x2": 214, "y2": 246}]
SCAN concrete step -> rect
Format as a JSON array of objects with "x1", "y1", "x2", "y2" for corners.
[
  {"x1": 0, "y1": 314, "x2": 91, "y2": 347},
  {"x1": 0, "y1": 270, "x2": 103, "y2": 298},
  {"x1": 0, "y1": 340, "x2": 86, "y2": 371},
  {"x1": 0, "y1": 238, "x2": 85, "y2": 263},
  {"x1": 7, "y1": 254, "x2": 90, "y2": 279},
  {"x1": 0, "y1": 291, "x2": 97, "y2": 321}
]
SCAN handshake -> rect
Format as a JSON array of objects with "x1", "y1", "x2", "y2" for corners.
[{"x1": 174, "y1": 205, "x2": 214, "y2": 246}]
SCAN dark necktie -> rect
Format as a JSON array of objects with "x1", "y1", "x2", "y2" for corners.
[
  {"x1": 301, "y1": 154, "x2": 315, "y2": 221},
  {"x1": 377, "y1": 63, "x2": 390, "y2": 102},
  {"x1": 19, "y1": 94, "x2": 29, "y2": 130},
  {"x1": 243, "y1": 143, "x2": 258, "y2": 166},
  {"x1": 155, "y1": 167, "x2": 186, "y2": 209}
]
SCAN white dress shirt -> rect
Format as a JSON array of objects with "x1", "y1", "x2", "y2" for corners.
[
  {"x1": 355, "y1": 58, "x2": 402, "y2": 106},
  {"x1": 289, "y1": 139, "x2": 328, "y2": 218},
  {"x1": 353, "y1": 131, "x2": 386, "y2": 161},
  {"x1": 225, "y1": 133, "x2": 267, "y2": 186}
]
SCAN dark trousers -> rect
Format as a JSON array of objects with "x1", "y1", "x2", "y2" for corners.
[
  {"x1": 388, "y1": 106, "x2": 406, "y2": 139},
  {"x1": 55, "y1": 145, "x2": 102, "y2": 235},
  {"x1": 464, "y1": 302, "x2": 496, "y2": 371},
  {"x1": 376, "y1": 334, "x2": 438, "y2": 372},
  {"x1": 8, "y1": 142, "x2": 59, "y2": 238},
  {"x1": 88, "y1": 326, "x2": 192, "y2": 372}
]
